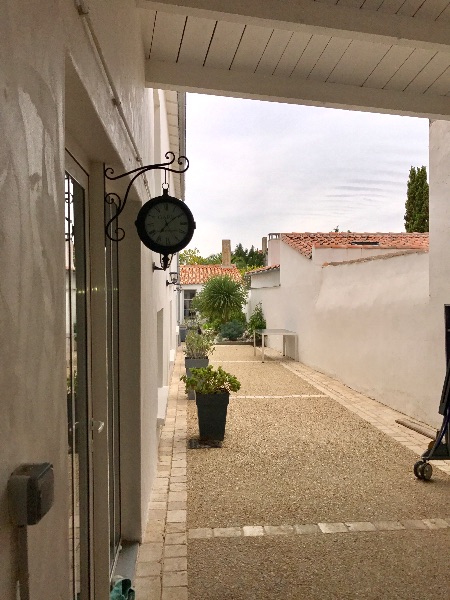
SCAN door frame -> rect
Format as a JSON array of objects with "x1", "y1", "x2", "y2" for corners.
[{"x1": 65, "y1": 151, "x2": 94, "y2": 599}]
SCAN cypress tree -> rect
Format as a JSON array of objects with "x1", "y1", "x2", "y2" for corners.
[{"x1": 404, "y1": 166, "x2": 429, "y2": 232}]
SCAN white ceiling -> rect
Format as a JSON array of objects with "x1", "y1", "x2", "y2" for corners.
[{"x1": 139, "y1": 0, "x2": 450, "y2": 119}]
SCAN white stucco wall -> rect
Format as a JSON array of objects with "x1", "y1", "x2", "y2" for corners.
[
  {"x1": 1, "y1": 2, "x2": 67, "y2": 598},
  {"x1": 250, "y1": 270, "x2": 280, "y2": 289},
  {"x1": 313, "y1": 252, "x2": 437, "y2": 425},
  {"x1": 251, "y1": 240, "x2": 445, "y2": 428}
]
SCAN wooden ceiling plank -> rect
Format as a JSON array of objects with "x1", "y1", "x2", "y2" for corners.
[
  {"x1": 145, "y1": 58, "x2": 450, "y2": 118},
  {"x1": 405, "y1": 53, "x2": 450, "y2": 92},
  {"x1": 140, "y1": 9, "x2": 157, "y2": 58},
  {"x1": 414, "y1": 0, "x2": 450, "y2": 19},
  {"x1": 272, "y1": 32, "x2": 312, "y2": 76},
  {"x1": 425, "y1": 67, "x2": 450, "y2": 94},
  {"x1": 291, "y1": 35, "x2": 331, "y2": 78},
  {"x1": 436, "y1": 4, "x2": 450, "y2": 20},
  {"x1": 138, "y1": 0, "x2": 450, "y2": 52},
  {"x1": 383, "y1": 48, "x2": 437, "y2": 90},
  {"x1": 150, "y1": 12, "x2": 186, "y2": 61},
  {"x1": 360, "y1": 0, "x2": 385, "y2": 10},
  {"x1": 308, "y1": 37, "x2": 352, "y2": 82},
  {"x1": 327, "y1": 40, "x2": 391, "y2": 86},
  {"x1": 177, "y1": 16, "x2": 217, "y2": 65},
  {"x1": 375, "y1": 0, "x2": 406, "y2": 13},
  {"x1": 363, "y1": 45, "x2": 414, "y2": 88},
  {"x1": 396, "y1": 0, "x2": 428, "y2": 17},
  {"x1": 230, "y1": 24, "x2": 275, "y2": 72},
  {"x1": 204, "y1": 21, "x2": 245, "y2": 69},
  {"x1": 255, "y1": 30, "x2": 294, "y2": 75},
  {"x1": 337, "y1": 0, "x2": 365, "y2": 8}
]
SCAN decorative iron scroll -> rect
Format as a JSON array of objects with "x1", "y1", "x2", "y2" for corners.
[{"x1": 104, "y1": 151, "x2": 189, "y2": 242}]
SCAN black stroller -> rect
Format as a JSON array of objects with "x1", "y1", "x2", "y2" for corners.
[{"x1": 414, "y1": 358, "x2": 450, "y2": 481}]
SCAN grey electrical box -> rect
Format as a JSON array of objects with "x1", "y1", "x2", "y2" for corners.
[{"x1": 8, "y1": 463, "x2": 54, "y2": 526}]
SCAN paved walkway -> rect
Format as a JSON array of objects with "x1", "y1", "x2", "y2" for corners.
[{"x1": 134, "y1": 345, "x2": 450, "y2": 599}]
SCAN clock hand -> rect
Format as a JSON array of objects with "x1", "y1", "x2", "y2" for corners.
[{"x1": 161, "y1": 214, "x2": 181, "y2": 232}]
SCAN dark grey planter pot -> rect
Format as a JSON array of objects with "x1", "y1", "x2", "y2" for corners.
[
  {"x1": 184, "y1": 358, "x2": 209, "y2": 400},
  {"x1": 179, "y1": 326, "x2": 187, "y2": 342},
  {"x1": 196, "y1": 392, "x2": 229, "y2": 441}
]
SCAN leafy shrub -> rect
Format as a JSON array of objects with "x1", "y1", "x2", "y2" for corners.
[
  {"x1": 183, "y1": 330, "x2": 215, "y2": 359},
  {"x1": 220, "y1": 320, "x2": 246, "y2": 341},
  {"x1": 181, "y1": 365, "x2": 240, "y2": 395},
  {"x1": 248, "y1": 302, "x2": 266, "y2": 334},
  {"x1": 192, "y1": 275, "x2": 247, "y2": 330}
]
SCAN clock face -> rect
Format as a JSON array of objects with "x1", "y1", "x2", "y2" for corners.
[{"x1": 135, "y1": 191, "x2": 196, "y2": 254}]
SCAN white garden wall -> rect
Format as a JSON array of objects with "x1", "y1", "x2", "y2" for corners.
[{"x1": 251, "y1": 242, "x2": 444, "y2": 428}]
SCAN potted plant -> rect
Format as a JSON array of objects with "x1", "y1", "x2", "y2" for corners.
[
  {"x1": 184, "y1": 330, "x2": 215, "y2": 399},
  {"x1": 179, "y1": 323, "x2": 187, "y2": 342},
  {"x1": 181, "y1": 365, "x2": 240, "y2": 441}
]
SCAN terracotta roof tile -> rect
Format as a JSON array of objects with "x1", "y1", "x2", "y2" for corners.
[
  {"x1": 180, "y1": 264, "x2": 242, "y2": 285},
  {"x1": 282, "y1": 232, "x2": 429, "y2": 259},
  {"x1": 247, "y1": 264, "x2": 280, "y2": 275}
]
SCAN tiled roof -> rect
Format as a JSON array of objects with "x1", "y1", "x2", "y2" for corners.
[
  {"x1": 247, "y1": 264, "x2": 280, "y2": 275},
  {"x1": 180, "y1": 264, "x2": 242, "y2": 285},
  {"x1": 282, "y1": 232, "x2": 429, "y2": 259}
]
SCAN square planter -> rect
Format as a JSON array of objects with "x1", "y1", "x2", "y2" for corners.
[
  {"x1": 196, "y1": 392, "x2": 229, "y2": 441},
  {"x1": 179, "y1": 326, "x2": 187, "y2": 342}
]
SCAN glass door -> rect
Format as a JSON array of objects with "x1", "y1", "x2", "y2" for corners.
[{"x1": 66, "y1": 158, "x2": 92, "y2": 600}]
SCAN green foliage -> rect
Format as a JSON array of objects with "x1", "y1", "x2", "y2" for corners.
[
  {"x1": 183, "y1": 316, "x2": 201, "y2": 330},
  {"x1": 404, "y1": 166, "x2": 429, "y2": 233},
  {"x1": 179, "y1": 243, "x2": 266, "y2": 270},
  {"x1": 181, "y1": 365, "x2": 241, "y2": 395},
  {"x1": 232, "y1": 243, "x2": 266, "y2": 271},
  {"x1": 248, "y1": 302, "x2": 266, "y2": 334},
  {"x1": 205, "y1": 253, "x2": 222, "y2": 264},
  {"x1": 192, "y1": 275, "x2": 248, "y2": 329},
  {"x1": 220, "y1": 320, "x2": 246, "y2": 341},
  {"x1": 183, "y1": 330, "x2": 215, "y2": 359},
  {"x1": 179, "y1": 248, "x2": 206, "y2": 265}
]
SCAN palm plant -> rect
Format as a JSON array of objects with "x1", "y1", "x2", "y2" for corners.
[{"x1": 192, "y1": 275, "x2": 247, "y2": 329}]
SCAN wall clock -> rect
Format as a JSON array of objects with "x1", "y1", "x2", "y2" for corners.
[{"x1": 135, "y1": 188, "x2": 196, "y2": 267}]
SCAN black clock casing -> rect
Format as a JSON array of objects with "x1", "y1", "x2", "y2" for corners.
[{"x1": 135, "y1": 189, "x2": 196, "y2": 254}]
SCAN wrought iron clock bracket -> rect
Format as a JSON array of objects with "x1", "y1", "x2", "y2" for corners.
[{"x1": 104, "y1": 151, "x2": 189, "y2": 242}]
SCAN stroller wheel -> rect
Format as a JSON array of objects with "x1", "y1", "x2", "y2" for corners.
[
  {"x1": 420, "y1": 462, "x2": 433, "y2": 481},
  {"x1": 414, "y1": 460, "x2": 424, "y2": 479},
  {"x1": 415, "y1": 460, "x2": 433, "y2": 481}
]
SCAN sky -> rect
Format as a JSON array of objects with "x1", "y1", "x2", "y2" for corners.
[{"x1": 184, "y1": 93, "x2": 429, "y2": 257}]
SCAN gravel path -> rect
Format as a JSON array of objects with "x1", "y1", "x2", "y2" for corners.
[
  {"x1": 187, "y1": 396, "x2": 449, "y2": 528},
  {"x1": 188, "y1": 531, "x2": 450, "y2": 600},
  {"x1": 210, "y1": 362, "x2": 322, "y2": 396},
  {"x1": 186, "y1": 347, "x2": 450, "y2": 598}
]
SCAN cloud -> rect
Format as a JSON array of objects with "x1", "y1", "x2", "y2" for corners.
[{"x1": 185, "y1": 94, "x2": 429, "y2": 255}]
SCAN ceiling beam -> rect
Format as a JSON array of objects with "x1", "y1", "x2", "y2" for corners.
[
  {"x1": 137, "y1": 0, "x2": 450, "y2": 53},
  {"x1": 145, "y1": 59, "x2": 450, "y2": 120}
]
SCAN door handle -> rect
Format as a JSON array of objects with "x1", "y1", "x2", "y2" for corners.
[{"x1": 91, "y1": 419, "x2": 105, "y2": 433}]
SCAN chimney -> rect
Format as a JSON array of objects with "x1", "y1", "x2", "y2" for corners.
[
  {"x1": 222, "y1": 239, "x2": 231, "y2": 267},
  {"x1": 262, "y1": 237, "x2": 268, "y2": 266}
]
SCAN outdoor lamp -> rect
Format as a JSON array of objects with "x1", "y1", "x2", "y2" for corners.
[{"x1": 166, "y1": 271, "x2": 179, "y2": 286}]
